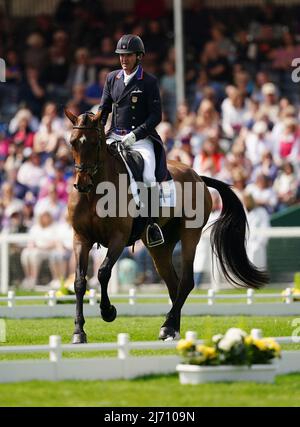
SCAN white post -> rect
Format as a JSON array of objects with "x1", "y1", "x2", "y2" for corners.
[
  {"x1": 49, "y1": 335, "x2": 62, "y2": 362},
  {"x1": 0, "y1": 238, "x2": 9, "y2": 294},
  {"x1": 185, "y1": 331, "x2": 197, "y2": 341},
  {"x1": 250, "y1": 329, "x2": 263, "y2": 339},
  {"x1": 118, "y1": 333, "x2": 129, "y2": 359},
  {"x1": 174, "y1": 0, "x2": 185, "y2": 106},
  {"x1": 89, "y1": 289, "x2": 97, "y2": 306},
  {"x1": 48, "y1": 290, "x2": 57, "y2": 307},
  {"x1": 208, "y1": 289, "x2": 215, "y2": 305},
  {"x1": 247, "y1": 289, "x2": 254, "y2": 305},
  {"x1": 7, "y1": 290, "x2": 15, "y2": 308},
  {"x1": 285, "y1": 287, "x2": 293, "y2": 304},
  {"x1": 129, "y1": 288, "x2": 136, "y2": 305}
]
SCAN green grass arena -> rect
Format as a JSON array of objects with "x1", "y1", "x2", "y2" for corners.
[{"x1": 1, "y1": 315, "x2": 300, "y2": 406}]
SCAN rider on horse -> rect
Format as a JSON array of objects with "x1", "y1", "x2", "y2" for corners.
[{"x1": 98, "y1": 34, "x2": 168, "y2": 247}]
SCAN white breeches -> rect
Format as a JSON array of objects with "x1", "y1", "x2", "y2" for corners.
[{"x1": 107, "y1": 133, "x2": 156, "y2": 187}]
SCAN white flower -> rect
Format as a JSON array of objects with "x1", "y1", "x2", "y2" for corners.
[
  {"x1": 224, "y1": 328, "x2": 247, "y2": 343},
  {"x1": 218, "y1": 337, "x2": 234, "y2": 351},
  {"x1": 217, "y1": 329, "x2": 247, "y2": 352},
  {"x1": 212, "y1": 334, "x2": 223, "y2": 343}
]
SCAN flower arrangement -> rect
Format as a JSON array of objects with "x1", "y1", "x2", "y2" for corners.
[
  {"x1": 176, "y1": 328, "x2": 281, "y2": 366},
  {"x1": 281, "y1": 272, "x2": 300, "y2": 302}
]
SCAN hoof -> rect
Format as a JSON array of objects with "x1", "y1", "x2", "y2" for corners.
[
  {"x1": 159, "y1": 326, "x2": 180, "y2": 341},
  {"x1": 72, "y1": 332, "x2": 87, "y2": 344},
  {"x1": 101, "y1": 305, "x2": 117, "y2": 322}
]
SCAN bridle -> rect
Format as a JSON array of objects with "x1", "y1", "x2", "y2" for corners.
[{"x1": 72, "y1": 125, "x2": 103, "y2": 178}]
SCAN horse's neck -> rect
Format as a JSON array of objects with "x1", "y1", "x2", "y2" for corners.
[{"x1": 96, "y1": 144, "x2": 127, "y2": 185}]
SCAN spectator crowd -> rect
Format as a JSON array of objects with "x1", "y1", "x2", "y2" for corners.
[{"x1": 1, "y1": 0, "x2": 300, "y2": 289}]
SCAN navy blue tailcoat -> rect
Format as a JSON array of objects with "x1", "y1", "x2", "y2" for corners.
[{"x1": 98, "y1": 65, "x2": 169, "y2": 182}]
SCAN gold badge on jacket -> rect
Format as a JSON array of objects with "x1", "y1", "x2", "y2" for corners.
[{"x1": 132, "y1": 96, "x2": 138, "y2": 103}]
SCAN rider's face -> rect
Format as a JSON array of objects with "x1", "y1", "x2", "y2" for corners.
[{"x1": 119, "y1": 53, "x2": 137, "y2": 74}]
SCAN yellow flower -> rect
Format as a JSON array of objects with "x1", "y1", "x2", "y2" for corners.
[
  {"x1": 197, "y1": 345, "x2": 217, "y2": 359},
  {"x1": 253, "y1": 339, "x2": 268, "y2": 351},
  {"x1": 244, "y1": 335, "x2": 254, "y2": 345},
  {"x1": 176, "y1": 339, "x2": 195, "y2": 352},
  {"x1": 253, "y1": 338, "x2": 281, "y2": 355},
  {"x1": 262, "y1": 338, "x2": 281, "y2": 355}
]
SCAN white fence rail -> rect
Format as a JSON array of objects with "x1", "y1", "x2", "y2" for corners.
[
  {"x1": 1, "y1": 288, "x2": 300, "y2": 318},
  {"x1": 0, "y1": 330, "x2": 299, "y2": 383}
]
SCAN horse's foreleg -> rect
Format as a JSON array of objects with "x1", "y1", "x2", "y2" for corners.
[
  {"x1": 72, "y1": 238, "x2": 91, "y2": 344},
  {"x1": 98, "y1": 238, "x2": 125, "y2": 322}
]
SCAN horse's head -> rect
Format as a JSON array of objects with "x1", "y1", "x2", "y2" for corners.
[{"x1": 65, "y1": 109, "x2": 104, "y2": 193}]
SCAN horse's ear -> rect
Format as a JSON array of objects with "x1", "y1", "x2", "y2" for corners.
[
  {"x1": 64, "y1": 109, "x2": 78, "y2": 125},
  {"x1": 91, "y1": 110, "x2": 102, "y2": 123}
]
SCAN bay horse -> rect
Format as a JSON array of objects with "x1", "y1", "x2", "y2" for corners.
[{"x1": 65, "y1": 109, "x2": 268, "y2": 344}]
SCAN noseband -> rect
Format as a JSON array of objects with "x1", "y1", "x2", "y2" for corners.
[{"x1": 72, "y1": 125, "x2": 102, "y2": 178}]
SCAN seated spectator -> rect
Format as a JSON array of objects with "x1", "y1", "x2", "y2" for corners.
[
  {"x1": 85, "y1": 68, "x2": 109, "y2": 108},
  {"x1": 271, "y1": 104, "x2": 296, "y2": 141},
  {"x1": 39, "y1": 102, "x2": 65, "y2": 135},
  {"x1": 258, "y1": 82, "x2": 280, "y2": 126},
  {"x1": 273, "y1": 117, "x2": 300, "y2": 166},
  {"x1": 231, "y1": 167, "x2": 248, "y2": 201},
  {"x1": 23, "y1": 32, "x2": 48, "y2": 73},
  {"x1": 227, "y1": 142, "x2": 252, "y2": 179},
  {"x1": 156, "y1": 121, "x2": 174, "y2": 153},
  {"x1": 17, "y1": 152, "x2": 46, "y2": 197},
  {"x1": 8, "y1": 108, "x2": 39, "y2": 135},
  {"x1": 251, "y1": 71, "x2": 270, "y2": 103},
  {"x1": 18, "y1": 67, "x2": 46, "y2": 118},
  {"x1": 201, "y1": 40, "x2": 232, "y2": 85},
  {"x1": 270, "y1": 31, "x2": 300, "y2": 72},
  {"x1": 39, "y1": 160, "x2": 68, "y2": 203},
  {"x1": 193, "y1": 133, "x2": 225, "y2": 176},
  {"x1": 33, "y1": 116, "x2": 60, "y2": 163},
  {"x1": 210, "y1": 23, "x2": 236, "y2": 62},
  {"x1": 245, "y1": 173, "x2": 277, "y2": 213},
  {"x1": 222, "y1": 88, "x2": 249, "y2": 139},
  {"x1": 5, "y1": 49, "x2": 22, "y2": 84},
  {"x1": 91, "y1": 37, "x2": 119, "y2": 68},
  {"x1": 245, "y1": 120, "x2": 273, "y2": 167},
  {"x1": 10, "y1": 116, "x2": 35, "y2": 150},
  {"x1": 20, "y1": 210, "x2": 66, "y2": 289},
  {"x1": 191, "y1": 70, "x2": 215, "y2": 112},
  {"x1": 191, "y1": 99, "x2": 220, "y2": 156},
  {"x1": 167, "y1": 141, "x2": 192, "y2": 166},
  {"x1": 273, "y1": 162, "x2": 299, "y2": 211},
  {"x1": 66, "y1": 47, "x2": 96, "y2": 89},
  {"x1": 252, "y1": 151, "x2": 278, "y2": 183},
  {"x1": 0, "y1": 182, "x2": 24, "y2": 230},
  {"x1": 34, "y1": 183, "x2": 66, "y2": 221},
  {"x1": 160, "y1": 60, "x2": 176, "y2": 124},
  {"x1": 67, "y1": 84, "x2": 91, "y2": 114},
  {"x1": 243, "y1": 193, "x2": 270, "y2": 271}
]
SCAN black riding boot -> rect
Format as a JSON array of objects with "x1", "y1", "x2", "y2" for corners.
[{"x1": 146, "y1": 186, "x2": 164, "y2": 247}]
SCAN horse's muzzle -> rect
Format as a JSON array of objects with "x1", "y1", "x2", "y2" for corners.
[{"x1": 74, "y1": 183, "x2": 93, "y2": 193}]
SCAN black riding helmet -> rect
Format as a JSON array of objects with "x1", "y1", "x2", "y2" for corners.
[{"x1": 115, "y1": 34, "x2": 145, "y2": 55}]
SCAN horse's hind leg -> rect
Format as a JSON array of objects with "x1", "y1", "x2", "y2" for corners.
[
  {"x1": 161, "y1": 229, "x2": 201, "y2": 340},
  {"x1": 146, "y1": 240, "x2": 181, "y2": 340},
  {"x1": 72, "y1": 238, "x2": 91, "y2": 344}
]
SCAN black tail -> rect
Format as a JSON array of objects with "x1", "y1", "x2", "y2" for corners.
[{"x1": 201, "y1": 176, "x2": 269, "y2": 289}]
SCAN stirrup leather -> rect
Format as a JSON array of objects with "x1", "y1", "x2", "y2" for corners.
[{"x1": 146, "y1": 222, "x2": 165, "y2": 247}]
